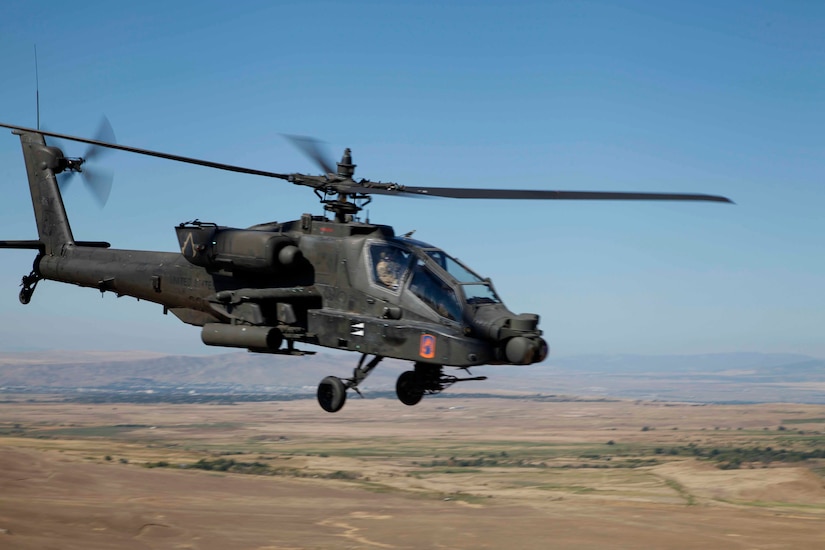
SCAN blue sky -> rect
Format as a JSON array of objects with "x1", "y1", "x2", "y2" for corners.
[{"x1": 0, "y1": 1, "x2": 823, "y2": 357}]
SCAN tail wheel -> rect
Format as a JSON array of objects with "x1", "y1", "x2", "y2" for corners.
[
  {"x1": 19, "y1": 288, "x2": 33, "y2": 305},
  {"x1": 317, "y1": 376, "x2": 347, "y2": 413},
  {"x1": 19, "y1": 270, "x2": 40, "y2": 305},
  {"x1": 396, "y1": 370, "x2": 425, "y2": 406}
]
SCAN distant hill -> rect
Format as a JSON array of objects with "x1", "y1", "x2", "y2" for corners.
[
  {"x1": 0, "y1": 350, "x2": 408, "y2": 393},
  {"x1": 0, "y1": 350, "x2": 822, "y2": 404},
  {"x1": 548, "y1": 352, "x2": 817, "y2": 373},
  {"x1": 504, "y1": 353, "x2": 825, "y2": 403}
]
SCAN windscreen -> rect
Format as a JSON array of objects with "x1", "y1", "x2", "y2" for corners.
[
  {"x1": 409, "y1": 259, "x2": 463, "y2": 321},
  {"x1": 425, "y1": 250, "x2": 501, "y2": 305}
]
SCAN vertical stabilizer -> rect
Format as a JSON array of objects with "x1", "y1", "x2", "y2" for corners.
[{"x1": 16, "y1": 130, "x2": 74, "y2": 254}]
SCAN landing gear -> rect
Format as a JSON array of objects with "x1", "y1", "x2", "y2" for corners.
[
  {"x1": 315, "y1": 357, "x2": 489, "y2": 412},
  {"x1": 317, "y1": 375, "x2": 347, "y2": 413},
  {"x1": 395, "y1": 363, "x2": 488, "y2": 407},
  {"x1": 18, "y1": 270, "x2": 41, "y2": 305},
  {"x1": 396, "y1": 370, "x2": 424, "y2": 406},
  {"x1": 316, "y1": 354, "x2": 384, "y2": 413}
]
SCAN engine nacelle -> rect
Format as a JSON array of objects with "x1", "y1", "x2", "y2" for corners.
[{"x1": 176, "y1": 222, "x2": 302, "y2": 273}]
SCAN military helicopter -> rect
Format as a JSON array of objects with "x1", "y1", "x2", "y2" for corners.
[{"x1": 0, "y1": 120, "x2": 732, "y2": 412}]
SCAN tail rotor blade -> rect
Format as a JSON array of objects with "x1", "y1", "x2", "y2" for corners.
[
  {"x1": 84, "y1": 115, "x2": 116, "y2": 161},
  {"x1": 42, "y1": 117, "x2": 115, "y2": 207},
  {"x1": 82, "y1": 166, "x2": 114, "y2": 207},
  {"x1": 58, "y1": 170, "x2": 76, "y2": 192}
]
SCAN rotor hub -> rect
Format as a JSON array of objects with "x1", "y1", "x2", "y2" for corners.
[{"x1": 337, "y1": 148, "x2": 356, "y2": 178}]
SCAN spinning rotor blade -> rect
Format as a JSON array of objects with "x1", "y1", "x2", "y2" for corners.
[
  {"x1": 83, "y1": 115, "x2": 116, "y2": 161},
  {"x1": 81, "y1": 116, "x2": 115, "y2": 206},
  {"x1": 283, "y1": 134, "x2": 336, "y2": 175},
  {"x1": 82, "y1": 166, "x2": 114, "y2": 207},
  {"x1": 43, "y1": 117, "x2": 116, "y2": 207},
  {"x1": 58, "y1": 170, "x2": 76, "y2": 192},
  {"x1": 55, "y1": 168, "x2": 113, "y2": 207}
]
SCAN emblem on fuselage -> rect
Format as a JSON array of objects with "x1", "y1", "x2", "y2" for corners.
[{"x1": 419, "y1": 334, "x2": 436, "y2": 359}]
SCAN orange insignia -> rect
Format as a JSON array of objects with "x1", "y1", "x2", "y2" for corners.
[{"x1": 419, "y1": 334, "x2": 436, "y2": 359}]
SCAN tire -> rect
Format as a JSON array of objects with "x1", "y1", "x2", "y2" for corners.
[
  {"x1": 396, "y1": 370, "x2": 424, "y2": 406},
  {"x1": 317, "y1": 376, "x2": 347, "y2": 413}
]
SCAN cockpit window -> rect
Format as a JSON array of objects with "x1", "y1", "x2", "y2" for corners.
[
  {"x1": 461, "y1": 284, "x2": 500, "y2": 305},
  {"x1": 369, "y1": 244, "x2": 411, "y2": 291},
  {"x1": 426, "y1": 250, "x2": 501, "y2": 305},
  {"x1": 409, "y1": 259, "x2": 463, "y2": 322},
  {"x1": 426, "y1": 250, "x2": 481, "y2": 283}
]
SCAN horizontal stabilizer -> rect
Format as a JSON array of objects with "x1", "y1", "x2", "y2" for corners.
[
  {"x1": 0, "y1": 240, "x2": 110, "y2": 250},
  {"x1": 0, "y1": 240, "x2": 43, "y2": 250}
]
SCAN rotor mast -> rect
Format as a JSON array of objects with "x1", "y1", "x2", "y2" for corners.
[{"x1": 324, "y1": 148, "x2": 367, "y2": 223}]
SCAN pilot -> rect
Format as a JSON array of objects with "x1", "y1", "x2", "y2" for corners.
[{"x1": 376, "y1": 248, "x2": 404, "y2": 289}]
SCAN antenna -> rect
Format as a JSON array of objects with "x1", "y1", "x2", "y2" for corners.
[{"x1": 34, "y1": 45, "x2": 40, "y2": 130}]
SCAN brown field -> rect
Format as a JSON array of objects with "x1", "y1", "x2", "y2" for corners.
[{"x1": 1, "y1": 396, "x2": 824, "y2": 549}]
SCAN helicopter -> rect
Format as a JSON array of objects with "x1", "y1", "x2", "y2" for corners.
[{"x1": 0, "y1": 120, "x2": 732, "y2": 412}]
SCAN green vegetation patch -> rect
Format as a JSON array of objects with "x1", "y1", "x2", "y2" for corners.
[
  {"x1": 537, "y1": 484, "x2": 595, "y2": 495},
  {"x1": 144, "y1": 457, "x2": 362, "y2": 481},
  {"x1": 410, "y1": 468, "x2": 484, "y2": 475},
  {"x1": 664, "y1": 478, "x2": 697, "y2": 506},
  {"x1": 183, "y1": 422, "x2": 242, "y2": 430},
  {"x1": 653, "y1": 443, "x2": 825, "y2": 469},
  {"x1": 39, "y1": 424, "x2": 150, "y2": 438},
  {"x1": 718, "y1": 499, "x2": 825, "y2": 511},
  {"x1": 780, "y1": 418, "x2": 825, "y2": 425}
]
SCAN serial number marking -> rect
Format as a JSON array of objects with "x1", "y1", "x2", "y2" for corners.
[{"x1": 169, "y1": 276, "x2": 214, "y2": 290}]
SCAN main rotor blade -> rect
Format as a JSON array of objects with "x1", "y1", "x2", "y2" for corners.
[
  {"x1": 0, "y1": 122, "x2": 733, "y2": 204},
  {"x1": 283, "y1": 134, "x2": 336, "y2": 175},
  {"x1": 0, "y1": 122, "x2": 291, "y2": 181},
  {"x1": 391, "y1": 187, "x2": 733, "y2": 203}
]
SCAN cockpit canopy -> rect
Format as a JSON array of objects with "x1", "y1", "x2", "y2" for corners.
[{"x1": 367, "y1": 238, "x2": 500, "y2": 322}]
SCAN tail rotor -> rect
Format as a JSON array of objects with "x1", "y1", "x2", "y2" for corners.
[{"x1": 54, "y1": 116, "x2": 116, "y2": 207}]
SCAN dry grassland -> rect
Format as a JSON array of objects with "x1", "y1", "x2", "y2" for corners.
[{"x1": 1, "y1": 396, "x2": 824, "y2": 549}]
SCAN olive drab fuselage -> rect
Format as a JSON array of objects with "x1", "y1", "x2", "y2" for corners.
[
  {"x1": 36, "y1": 214, "x2": 548, "y2": 368},
  {"x1": 170, "y1": 216, "x2": 547, "y2": 367}
]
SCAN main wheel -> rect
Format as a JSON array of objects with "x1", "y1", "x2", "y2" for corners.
[
  {"x1": 396, "y1": 370, "x2": 425, "y2": 406},
  {"x1": 317, "y1": 376, "x2": 347, "y2": 413}
]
